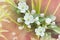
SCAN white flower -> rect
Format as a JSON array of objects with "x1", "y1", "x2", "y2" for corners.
[
  {"x1": 40, "y1": 13, "x2": 44, "y2": 17},
  {"x1": 18, "y1": 26, "x2": 24, "y2": 30},
  {"x1": 35, "y1": 17, "x2": 40, "y2": 25},
  {"x1": 35, "y1": 17, "x2": 39, "y2": 21},
  {"x1": 31, "y1": 10, "x2": 36, "y2": 14},
  {"x1": 45, "y1": 18, "x2": 52, "y2": 24},
  {"x1": 51, "y1": 22, "x2": 56, "y2": 25},
  {"x1": 24, "y1": 13, "x2": 34, "y2": 25},
  {"x1": 17, "y1": 18, "x2": 22, "y2": 23},
  {"x1": 35, "y1": 27, "x2": 45, "y2": 37},
  {"x1": 18, "y1": 1, "x2": 29, "y2": 13},
  {"x1": 36, "y1": 21, "x2": 40, "y2": 25},
  {"x1": 50, "y1": 15, "x2": 56, "y2": 21}
]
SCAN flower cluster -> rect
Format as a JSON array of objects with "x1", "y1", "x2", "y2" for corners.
[
  {"x1": 16, "y1": 1, "x2": 59, "y2": 37},
  {"x1": 17, "y1": 1, "x2": 29, "y2": 13}
]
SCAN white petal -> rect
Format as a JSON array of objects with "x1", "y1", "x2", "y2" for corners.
[
  {"x1": 45, "y1": 18, "x2": 52, "y2": 24},
  {"x1": 20, "y1": 10, "x2": 26, "y2": 13},
  {"x1": 40, "y1": 32, "x2": 45, "y2": 37},
  {"x1": 24, "y1": 13, "x2": 30, "y2": 20},
  {"x1": 18, "y1": 1, "x2": 29, "y2": 13},
  {"x1": 31, "y1": 10, "x2": 36, "y2": 14},
  {"x1": 25, "y1": 21, "x2": 30, "y2": 25},
  {"x1": 18, "y1": 1, "x2": 26, "y2": 6},
  {"x1": 50, "y1": 15, "x2": 56, "y2": 21},
  {"x1": 36, "y1": 21, "x2": 40, "y2": 25},
  {"x1": 35, "y1": 27, "x2": 45, "y2": 37},
  {"x1": 17, "y1": 18, "x2": 22, "y2": 23},
  {"x1": 25, "y1": 5, "x2": 29, "y2": 10},
  {"x1": 35, "y1": 17, "x2": 39, "y2": 21},
  {"x1": 40, "y1": 13, "x2": 44, "y2": 17},
  {"x1": 51, "y1": 22, "x2": 55, "y2": 25}
]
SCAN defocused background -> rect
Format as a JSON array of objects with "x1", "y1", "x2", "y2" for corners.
[{"x1": 0, "y1": 0, "x2": 60, "y2": 40}]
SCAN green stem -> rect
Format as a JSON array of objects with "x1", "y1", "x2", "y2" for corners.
[
  {"x1": 5, "y1": 0, "x2": 17, "y2": 8},
  {"x1": 31, "y1": 0, "x2": 35, "y2": 10},
  {"x1": 6, "y1": 15, "x2": 20, "y2": 26},
  {"x1": 38, "y1": 36, "x2": 40, "y2": 40},
  {"x1": 35, "y1": 0, "x2": 42, "y2": 14},
  {"x1": 44, "y1": 0, "x2": 51, "y2": 14},
  {"x1": 0, "y1": 6, "x2": 20, "y2": 26},
  {"x1": 39, "y1": 0, "x2": 42, "y2": 14},
  {"x1": 53, "y1": 3, "x2": 60, "y2": 15},
  {"x1": 0, "y1": 34, "x2": 8, "y2": 40}
]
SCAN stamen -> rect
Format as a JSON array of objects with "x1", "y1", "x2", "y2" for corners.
[
  {"x1": 53, "y1": 3, "x2": 60, "y2": 15},
  {"x1": 44, "y1": 0, "x2": 51, "y2": 14}
]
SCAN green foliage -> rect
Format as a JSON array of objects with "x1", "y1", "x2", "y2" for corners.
[
  {"x1": 39, "y1": 17, "x2": 45, "y2": 22},
  {"x1": 40, "y1": 33, "x2": 52, "y2": 40},
  {"x1": 52, "y1": 26, "x2": 60, "y2": 34}
]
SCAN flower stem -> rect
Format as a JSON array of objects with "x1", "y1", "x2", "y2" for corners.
[
  {"x1": 35, "y1": 0, "x2": 42, "y2": 14},
  {"x1": 31, "y1": 0, "x2": 35, "y2": 10},
  {"x1": 53, "y1": 3, "x2": 60, "y2": 15},
  {"x1": 6, "y1": 15, "x2": 20, "y2": 26},
  {"x1": 0, "y1": 34, "x2": 8, "y2": 40},
  {"x1": 39, "y1": 0, "x2": 42, "y2": 14},
  {"x1": 44, "y1": 0, "x2": 51, "y2": 14},
  {"x1": 38, "y1": 36, "x2": 40, "y2": 40},
  {"x1": 0, "y1": 6, "x2": 20, "y2": 26},
  {"x1": 5, "y1": 0, "x2": 17, "y2": 8}
]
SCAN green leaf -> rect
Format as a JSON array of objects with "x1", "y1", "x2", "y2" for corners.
[
  {"x1": 52, "y1": 27, "x2": 60, "y2": 34},
  {"x1": 40, "y1": 33, "x2": 52, "y2": 40},
  {"x1": 39, "y1": 17, "x2": 45, "y2": 22}
]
